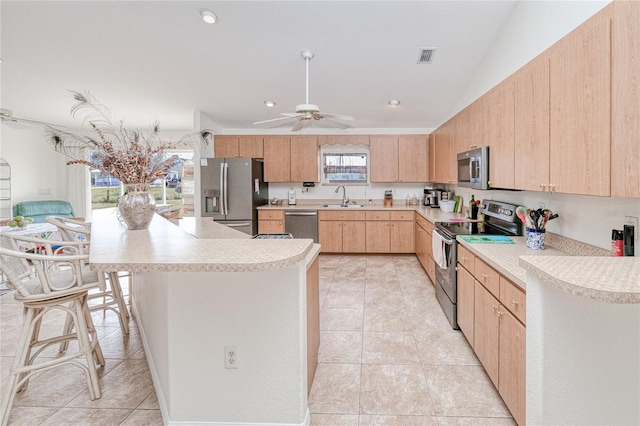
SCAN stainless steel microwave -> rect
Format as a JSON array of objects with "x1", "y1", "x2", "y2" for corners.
[{"x1": 457, "y1": 146, "x2": 489, "y2": 190}]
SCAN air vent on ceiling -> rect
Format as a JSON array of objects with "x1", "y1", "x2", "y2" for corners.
[{"x1": 417, "y1": 48, "x2": 436, "y2": 64}]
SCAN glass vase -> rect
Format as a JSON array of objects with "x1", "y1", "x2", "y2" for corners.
[{"x1": 117, "y1": 184, "x2": 156, "y2": 230}]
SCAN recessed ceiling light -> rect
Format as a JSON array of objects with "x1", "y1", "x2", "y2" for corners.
[
  {"x1": 264, "y1": 100, "x2": 276, "y2": 107},
  {"x1": 388, "y1": 99, "x2": 400, "y2": 106},
  {"x1": 200, "y1": 10, "x2": 218, "y2": 24}
]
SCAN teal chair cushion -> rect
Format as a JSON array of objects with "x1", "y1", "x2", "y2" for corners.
[{"x1": 13, "y1": 200, "x2": 74, "y2": 224}]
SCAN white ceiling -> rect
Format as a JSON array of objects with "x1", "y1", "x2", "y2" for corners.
[{"x1": 1, "y1": 1, "x2": 516, "y2": 132}]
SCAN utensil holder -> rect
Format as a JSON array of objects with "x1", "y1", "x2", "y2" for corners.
[{"x1": 526, "y1": 227, "x2": 545, "y2": 250}]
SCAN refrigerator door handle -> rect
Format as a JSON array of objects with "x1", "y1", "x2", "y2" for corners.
[
  {"x1": 219, "y1": 162, "x2": 226, "y2": 216},
  {"x1": 223, "y1": 162, "x2": 229, "y2": 216},
  {"x1": 225, "y1": 222, "x2": 251, "y2": 228}
]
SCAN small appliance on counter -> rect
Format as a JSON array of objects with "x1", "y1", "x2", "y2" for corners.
[
  {"x1": 288, "y1": 188, "x2": 297, "y2": 205},
  {"x1": 428, "y1": 190, "x2": 441, "y2": 208},
  {"x1": 384, "y1": 190, "x2": 393, "y2": 207}
]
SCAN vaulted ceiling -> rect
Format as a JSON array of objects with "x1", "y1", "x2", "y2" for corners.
[{"x1": 1, "y1": 1, "x2": 516, "y2": 131}]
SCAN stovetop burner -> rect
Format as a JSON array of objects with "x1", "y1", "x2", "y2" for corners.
[{"x1": 435, "y1": 200, "x2": 523, "y2": 239}]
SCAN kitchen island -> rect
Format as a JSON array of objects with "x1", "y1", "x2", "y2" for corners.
[
  {"x1": 520, "y1": 256, "x2": 640, "y2": 426},
  {"x1": 90, "y1": 209, "x2": 320, "y2": 426}
]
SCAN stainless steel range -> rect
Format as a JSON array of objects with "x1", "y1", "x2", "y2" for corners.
[{"x1": 432, "y1": 200, "x2": 523, "y2": 329}]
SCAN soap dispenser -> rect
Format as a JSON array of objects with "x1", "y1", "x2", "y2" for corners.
[{"x1": 288, "y1": 188, "x2": 297, "y2": 205}]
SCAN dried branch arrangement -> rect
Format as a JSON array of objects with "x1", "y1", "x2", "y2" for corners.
[{"x1": 45, "y1": 91, "x2": 212, "y2": 185}]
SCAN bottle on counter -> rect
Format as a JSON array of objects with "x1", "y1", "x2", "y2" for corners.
[
  {"x1": 612, "y1": 229, "x2": 624, "y2": 256},
  {"x1": 288, "y1": 188, "x2": 296, "y2": 205},
  {"x1": 470, "y1": 194, "x2": 478, "y2": 220}
]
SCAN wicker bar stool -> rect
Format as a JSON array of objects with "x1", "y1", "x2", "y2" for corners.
[
  {"x1": 0, "y1": 236, "x2": 105, "y2": 426},
  {"x1": 45, "y1": 216, "x2": 130, "y2": 334}
]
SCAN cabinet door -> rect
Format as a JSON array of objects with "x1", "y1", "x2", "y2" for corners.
[
  {"x1": 370, "y1": 136, "x2": 399, "y2": 182},
  {"x1": 499, "y1": 309, "x2": 526, "y2": 426},
  {"x1": 428, "y1": 133, "x2": 436, "y2": 183},
  {"x1": 474, "y1": 282, "x2": 500, "y2": 387},
  {"x1": 485, "y1": 80, "x2": 515, "y2": 189},
  {"x1": 514, "y1": 54, "x2": 550, "y2": 192},
  {"x1": 365, "y1": 221, "x2": 390, "y2": 253},
  {"x1": 306, "y1": 257, "x2": 320, "y2": 395},
  {"x1": 549, "y1": 8, "x2": 611, "y2": 196},
  {"x1": 390, "y1": 221, "x2": 414, "y2": 253},
  {"x1": 318, "y1": 221, "x2": 343, "y2": 253},
  {"x1": 434, "y1": 120, "x2": 455, "y2": 184},
  {"x1": 258, "y1": 219, "x2": 284, "y2": 234},
  {"x1": 263, "y1": 136, "x2": 291, "y2": 182},
  {"x1": 238, "y1": 136, "x2": 264, "y2": 158},
  {"x1": 415, "y1": 224, "x2": 427, "y2": 269},
  {"x1": 342, "y1": 221, "x2": 366, "y2": 253},
  {"x1": 214, "y1": 135, "x2": 238, "y2": 158},
  {"x1": 457, "y1": 266, "x2": 475, "y2": 348},
  {"x1": 398, "y1": 135, "x2": 428, "y2": 182},
  {"x1": 290, "y1": 136, "x2": 318, "y2": 182},
  {"x1": 611, "y1": 1, "x2": 640, "y2": 197}
]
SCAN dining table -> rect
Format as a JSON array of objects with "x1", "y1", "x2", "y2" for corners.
[{"x1": 0, "y1": 222, "x2": 64, "y2": 252}]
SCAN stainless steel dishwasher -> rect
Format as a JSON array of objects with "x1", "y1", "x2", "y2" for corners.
[{"x1": 284, "y1": 210, "x2": 318, "y2": 242}]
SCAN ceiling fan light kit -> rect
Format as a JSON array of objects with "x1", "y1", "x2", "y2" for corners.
[
  {"x1": 264, "y1": 100, "x2": 276, "y2": 107},
  {"x1": 388, "y1": 99, "x2": 401, "y2": 106},
  {"x1": 200, "y1": 10, "x2": 217, "y2": 24},
  {"x1": 253, "y1": 49, "x2": 354, "y2": 131}
]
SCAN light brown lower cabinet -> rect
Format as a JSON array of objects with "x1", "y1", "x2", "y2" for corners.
[
  {"x1": 306, "y1": 256, "x2": 319, "y2": 395},
  {"x1": 318, "y1": 210, "x2": 366, "y2": 253},
  {"x1": 469, "y1": 273, "x2": 526, "y2": 426},
  {"x1": 258, "y1": 210, "x2": 284, "y2": 234},
  {"x1": 365, "y1": 221, "x2": 390, "y2": 253},
  {"x1": 456, "y1": 265, "x2": 475, "y2": 347},
  {"x1": 414, "y1": 215, "x2": 435, "y2": 284}
]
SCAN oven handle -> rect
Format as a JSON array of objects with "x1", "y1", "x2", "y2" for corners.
[{"x1": 434, "y1": 228, "x2": 455, "y2": 245}]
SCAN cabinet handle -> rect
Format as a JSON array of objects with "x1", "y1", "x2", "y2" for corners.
[
  {"x1": 491, "y1": 305, "x2": 498, "y2": 312},
  {"x1": 549, "y1": 183, "x2": 556, "y2": 193},
  {"x1": 481, "y1": 273, "x2": 488, "y2": 280},
  {"x1": 497, "y1": 309, "x2": 503, "y2": 318},
  {"x1": 511, "y1": 300, "x2": 519, "y2": 307},
  {"x1": 461, "y1": 256, "x2": 467, "y2": 262},
  {"x1": 539, "y1": 183, "x2": 547, "y2": 190}
]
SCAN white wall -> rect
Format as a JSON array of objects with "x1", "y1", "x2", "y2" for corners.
[
  {"x1": 453, "y1": 0, "x2": 612, "y2": 116},
  {"x1": 0, "y1": 124, "x2": 65, "y2": 203}
]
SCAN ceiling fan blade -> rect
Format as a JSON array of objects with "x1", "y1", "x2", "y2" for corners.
[
  {"x1": 1, "y1": 109, "x2": 66, "y2": 128},
  {"x1": 253, "y1": 116, "x2": 298, "y2": 125},
  {"x1": 319, "y1": 116, "x2": 351, "y2": 129},
  {"x1": 291, "y1": 119, "x2": 307, "y2": 132},
  {"x1": 281, "y1": 113, "x2": 304, "y2": 117},
  {"x1": 320, "y1": 112, "x2": 355, "y2": 121}
]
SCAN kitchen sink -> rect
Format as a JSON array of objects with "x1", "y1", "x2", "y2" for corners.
[{"x1": 322, "y1": 204, "x2": 365, "y2": 208}]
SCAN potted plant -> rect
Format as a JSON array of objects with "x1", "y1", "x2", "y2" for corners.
[{"x1": 46, "y1": 91, "x2": 211, "y2": 230}]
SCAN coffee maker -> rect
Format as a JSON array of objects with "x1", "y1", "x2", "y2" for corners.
[{"x1": 428, "y1": 190, "x2": 441, "y2": 208}]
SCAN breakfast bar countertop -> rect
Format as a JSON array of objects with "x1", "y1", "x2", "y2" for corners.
[
  {"x1": 89, "y1": 209, "x2": 314, "y2": 273},
  {"x1": 520, "y1": 255, "x2": 640, "y2": 304}
]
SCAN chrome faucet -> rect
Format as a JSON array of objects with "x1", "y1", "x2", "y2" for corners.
[{"x1": 335, "y1": 185, "x2": 349, "y2": 206}]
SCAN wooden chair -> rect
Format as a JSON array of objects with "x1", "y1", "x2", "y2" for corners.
[
  {"x1": 0, "y1": 236, "x2": 105, "y2": 426},
  {"x1": 45, "y1": 216, "x2": 130, "y2": 334}
]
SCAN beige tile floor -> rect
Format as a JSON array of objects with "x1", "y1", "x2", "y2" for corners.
[{"x1": 0, "y1": 255, "x2": 516, "y2": 425}]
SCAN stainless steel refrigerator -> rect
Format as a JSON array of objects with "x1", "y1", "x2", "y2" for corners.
[{"x1": 200, "y1": 158, "x2": 268, "y2": 235}]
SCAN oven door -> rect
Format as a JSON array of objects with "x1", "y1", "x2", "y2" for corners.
[{"x1": 434, "y1": 229, "x2": 457, "y2": 303}]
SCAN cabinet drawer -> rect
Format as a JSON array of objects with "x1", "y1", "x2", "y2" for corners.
[
  {"x1": 458, "y1": 245, "x2": 475, "y2": 275},
  {"x1": 258, "y1": 209, "x2": 284, "y2": 220},
  {"x1": 318, "y1": 210, "x2": 365, "y2": 221},
  {"x1": 366, "y1": 211, "x2": 390, "y2": 221},
  {"x1": 500, "y1": 277, "x2": 526, "y2": 325},
  {"x1": 390, "y1": 211, "x2": 413, "y2": 221},
  {"x1": 415, "y1": 214, "x2": 430, "y2": 231},
  {"x1": 474, "y1": 257, "x2": 500, "y2": 298}
]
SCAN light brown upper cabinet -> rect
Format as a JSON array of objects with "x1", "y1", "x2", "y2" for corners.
[
  {"x1": 549, "y1": 6, "x2": 611, "y2": 196},
  {"x1": 514, "y1": 53, "x2": 551, "y2": 192},
  {"x1": 428, "y1": 134, "x2": 436, "y2": 182},
  {"x1": 370, "y1": 135, "x2": 428, "y2": 183},
  {"x1": 214, "y1": 135, "x2": 264, "y2": 158},
  {"x1": 611, "y1": 1, "x2": 640, "y2": 197},
  {"x1": 317, "y1": 135, "x2": 370, "y2": 146},
  {"x1": 263, "y1": 135, "x2": 318, "y2": 183},
  {"x1": 434, "y1": 120, "x2": 455, "y2": 184},
  {"x1": 484, "y1": 80, "x2": 515, "y2": 189}
]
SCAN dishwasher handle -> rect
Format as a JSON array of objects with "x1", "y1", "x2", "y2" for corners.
[{"x1": 284, "y1": 211, "x2": 318, "y2": 216}]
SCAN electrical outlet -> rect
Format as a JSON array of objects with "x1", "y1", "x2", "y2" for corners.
[
  {"x1": 625, "y1": 216, "x2": 638, "y2": 240},
  {"x1": 224, "y1": 345, "x2": 238, "y2": 369},
  {"x1": 538, "y1": 202, "x2": 545, "y2": 210}
]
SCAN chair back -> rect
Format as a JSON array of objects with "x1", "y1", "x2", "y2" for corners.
[
  {"x1": 0, "y1": 234, "x2": 103, "y2": 300},
  {"x1": 46, "y1": 216, "x2": 91, "y2": 242}
]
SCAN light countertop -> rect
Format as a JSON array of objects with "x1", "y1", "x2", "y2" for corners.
[{"x1": 89, "y1": 209, "x2": 314, "y2": 273}]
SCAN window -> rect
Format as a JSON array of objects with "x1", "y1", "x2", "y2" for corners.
[
  {"x1": 90, "y1": 150, "x2": 195, "y2": 217},
  {"x1": 322, "y1": 152, "x2": 368, "y2": 184}
]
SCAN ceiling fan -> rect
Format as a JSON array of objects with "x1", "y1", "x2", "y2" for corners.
[
  {"x1": 253, "y1": 50, "x2": 354, "y2": 132},
  {"x1": 0, "y1": 108, "x2": 65, "y2": 128}
]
